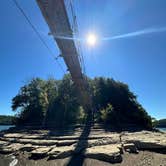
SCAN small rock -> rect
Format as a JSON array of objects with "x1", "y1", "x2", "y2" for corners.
[
  {"x1": 122, "y1": 131, "x2": 166, "y2": 150},
  {"x1": 134, "y1": 140, "x2": 166, "y2": 150},
  {"x1": 16, "y1": 139, "x2": 57, "y2": 146},
  {"x1": 22, "y1": 134, "x2": 45, "y2": 139},
  {"x1": 0, "y1": 143, "x2": 23, "y2": 154},
  {"x1": 85, "y1": 144, "x2": 122, "y2": 163},
  {"x1": 48, "y1": 145, "x2": 75, "y2": 159},
  {"x1": 88, "y1": 138, "x2": 118, "y2": 147},
  {"x1": 56, "y1": 140, "x2": 77, "y2": 146},
  {"x1": 3, "y1": 133, "x2": 23, "y2": 138},
  {"x1": 123, "y1": 143, "x2": 138, "y2": 153},
  {"x1": 31, "y1": 146, "x2": 52, "y2": 158},
  {"x1": 19, "y1": 144, "x2": 38, "y2": 152},
  {"x1": 0, "y1": 140, "x2": 8, "y2": 146}
]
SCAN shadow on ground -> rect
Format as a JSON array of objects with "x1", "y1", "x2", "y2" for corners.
[{"x1": 66, "y1": 114, "x2": 92, "y2": 166}]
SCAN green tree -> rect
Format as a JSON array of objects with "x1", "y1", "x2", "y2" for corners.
[
  {"x1": 11, "y1": 75, "x2": 152, "y2": 129},
  {"x1": 48, "y1": 74, "x2": 80, "y2": 126},
  {"x1": 12, "y1": 78, "x2": 49, "y2": 125},
  {"x1": 91, "y1": 77, "x2": 152, "y2": 129}
]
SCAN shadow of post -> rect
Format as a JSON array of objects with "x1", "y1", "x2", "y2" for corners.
[{"x1": 66, "y1": 112, "x2": 92, "y2": 166}]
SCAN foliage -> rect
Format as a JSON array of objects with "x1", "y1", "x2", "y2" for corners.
[
  {"x1": 100, "y1": 104, "x2": 115, "y2": 124},
  {"x1": 153, "y1": 119, "x2": 166, "y2": 127},
  {"x1": 90, "y1": 77, "x2": 152, "y2": 129},
  {"x1": 45, "y1": 74, "x2": 80, "y2": 127},
  {"x1": 12, "y1": 75, "x2": 80, "y2": 127},
  {"x1": 12, "y1": 78, "x2": 57, "y2": 125},
  {"x1": 77, "y1": 106, "x2": 86, "y2": 124},
  {"x1": 11, "y1": 75, "x2": 152, "y2": 129},
  {"x1": 0, "y1": 115, "x2": 14, "y2": 125}
]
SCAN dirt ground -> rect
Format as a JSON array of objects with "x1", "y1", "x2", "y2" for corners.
[{"x1": 1, "y1": 150, "x2": 166, "y2": 166}]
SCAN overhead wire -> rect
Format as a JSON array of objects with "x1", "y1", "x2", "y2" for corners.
[{"x1": 12, "y1": 0, "x2": 66, "y2": 75}]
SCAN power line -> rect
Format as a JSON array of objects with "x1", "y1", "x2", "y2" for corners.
[{"x1": 12, "y1": 0, "x2": 65, "y2": 74}]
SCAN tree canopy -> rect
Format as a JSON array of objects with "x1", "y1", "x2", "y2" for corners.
[
  {"x1": 12, "y1": 75, "x2": 152, "y2": 129},
  {"x1": 153, "y1": 119, "x2": 166, "y2": 127},
  {"x1": 0, "y1": 115, "x2": 14, "y2": 125}
]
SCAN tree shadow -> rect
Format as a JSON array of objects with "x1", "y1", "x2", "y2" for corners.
[
  {"x1": 48, "y1": 127, "x2": 76, "y2": 137},
  {"x1": 102, "y1": 123, "x2": 149, "y2": 133},
  {"x1": 66, "y1": 113, "x2": 92, "y2": 166},
  {"x1": 145, "y1": 149, "x2": 166, "y2": 154}
]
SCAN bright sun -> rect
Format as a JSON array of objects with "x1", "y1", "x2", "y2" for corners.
[{"x1": 86, "y1": 33, "x2": 97, "y2": 46}]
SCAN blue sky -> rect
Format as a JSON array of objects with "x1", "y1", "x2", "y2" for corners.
[{"x1": 0, "y1": 0, "x2": 166, "y2": 119}]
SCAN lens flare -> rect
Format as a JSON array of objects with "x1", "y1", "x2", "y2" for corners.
[
  {"x1": 102, "y1": 27, "x2": 166, "y2": 41},
  {"x1": 86, "y1": 33, "x2": 97, "y2": 46}
]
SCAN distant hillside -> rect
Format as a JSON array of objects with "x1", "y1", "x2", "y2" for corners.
[
  {"x1": 0, "y1": 115, "x2": 14, "y2": 125},
  {"x1": 154, "y1": 119, "x2": 166, "y2": 128}
]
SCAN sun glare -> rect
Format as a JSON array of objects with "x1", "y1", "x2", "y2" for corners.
[{"x1": 86, "y1": 33, "x2": 97, "y2": 46}]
